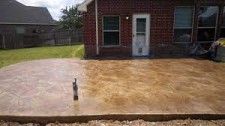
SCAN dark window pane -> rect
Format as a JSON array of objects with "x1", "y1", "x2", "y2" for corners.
[
  {"x1": 104, "y1": 32, "x2": 119, "y2": 45},
  {"x1": 197, "y1": 28, "x2": 215, "y2": 41},
  {"x1": 223, "y1": 7, "x2": 225, "y2": 27},
  {"x1": 174, "y1": 29, "x2": 192, "y2": 42},
  {"x1": 175, "y1": 7, "x2": 193, "y2": 28},
  {"x1": 136, "y1": 18, "x2": 146, "y2": 32},
  {"x1": 198, "y1": 6, "x2": 218, "y2": 27},
  {"x1": 220, "y1": 28, "x2": 225, "y2": 38},
  {"x1": 103, "y1": 17, "x2": 119, "y2": 30}
]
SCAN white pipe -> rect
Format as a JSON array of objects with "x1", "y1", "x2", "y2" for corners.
[{"x1": 95, "y1": 0, "x2": 99, "y2": 55}]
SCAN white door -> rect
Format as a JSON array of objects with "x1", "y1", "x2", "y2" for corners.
[{"x1": 132, "y1": 14, "x2": 150, "y2": 56}]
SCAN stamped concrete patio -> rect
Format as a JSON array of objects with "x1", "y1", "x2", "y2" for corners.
[{"x1": 0, "y1": 58, "x2": 225, "y2": 116}]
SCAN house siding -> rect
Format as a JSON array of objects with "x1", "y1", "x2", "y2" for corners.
[{"x1": 83, "y1": 0, "x2": 225, "y2": 57}]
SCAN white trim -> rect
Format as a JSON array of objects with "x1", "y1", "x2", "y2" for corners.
[
  {"x1": 78, "y1": 0, "x2": 94, "y2": 12},
  {"x1": 102, "y1": 15, "x2": 121, "y2": 47},
  {"x1": 95, "y1": 0, "x2": 99, "y2": 55},
  {"x1": 198, "y1": 27, "x2": 217, "y2": 29},
  {"x1": 173, "y1": 6, "x2": 195, "y2": 43},
  {"x1": 214, "y1": 6, "x2": 219, "y2": 41},
  {"x1": 101, "y1": 45, "x2": 121, "y2": 48},
  {"x1": 173, "y1": 42, "x2": 192, "y2": 44},
  {"x1": 103, "y1": 30, "x2": 120, "y2": 32},
  {"x1": 132, "y1": 14, "x2": 150, "y2": 57}
]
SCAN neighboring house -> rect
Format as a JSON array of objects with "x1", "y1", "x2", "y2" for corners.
[
  {"x1": 78, "y1": 0, "x2": 225, "y2": 57},
  {"x1": 0, "y1": 0, "x2": 56, "y2": 49}
]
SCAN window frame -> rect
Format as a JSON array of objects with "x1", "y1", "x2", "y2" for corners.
[
  {"x1": 197, "y1": 6, "x2": 219, "y2": 43},
  {"x1": 102, "y1": 15, "x2": 121, "y2": 47},
  {"x1": 220, "y1": 6, "x2": 225, "y2": 38},
  {"x1": 223, "y1": 6, "x2": 225, "y2": 27},
  {"x1": 173, "y1": 6, "x2": 195, "y2": 44}
]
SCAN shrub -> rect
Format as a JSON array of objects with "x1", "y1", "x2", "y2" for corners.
[{"x1": 218, "y1": 38, "x2": 225, "y2": 47}]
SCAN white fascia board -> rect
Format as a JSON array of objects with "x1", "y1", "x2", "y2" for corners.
[{"x1": 78, "y1": 0, "x2": 94, "y2": 12}]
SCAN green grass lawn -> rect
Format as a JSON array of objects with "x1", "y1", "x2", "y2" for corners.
[{"x1": 0, "y1": 44, "x2": 84, "y2": 68}]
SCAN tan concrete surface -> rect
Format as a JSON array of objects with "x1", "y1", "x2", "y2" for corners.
[
  {"x1": 1, "y1": 119, "x2": 225, "y2": 126},
  {"x1": 0, "y1": 58, "x2": 225, "y2": 116}
]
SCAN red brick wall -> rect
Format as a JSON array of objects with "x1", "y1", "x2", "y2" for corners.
[
  {"x1": 83, "y1": 2, "x2": 97, "y2": 57},
  {"x1": 83, "y1": 0, "x2": 225, "y2": 57}
]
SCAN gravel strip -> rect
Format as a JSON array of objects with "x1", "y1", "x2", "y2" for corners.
[{"x1": 1, "y1": 120, "x2": 225, "y2": 126}]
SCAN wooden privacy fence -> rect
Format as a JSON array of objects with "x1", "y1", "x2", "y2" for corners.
[
  {"x1": 0, "y1": 30, "x2": 83, "y2": 49},
  {"x1": 39, "y1": 30, "x2": 83, "y2": 46},
  {"x1": 0, "y1": 34, "x2": 3, "y2": 49},
  {"x1": 0, "y1": 32, "x2": 23, "y2": 49}
]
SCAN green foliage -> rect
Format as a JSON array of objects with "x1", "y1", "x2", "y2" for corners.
[
  {"x1": 218, "y1": 39, "x2": 225, "y2": 46},
  {"x1": 59, "y1": 5, "x2": 83, "y2": 30},
  {"x1": 0, "y1": 44, "x2": 84, "y2": 68}
]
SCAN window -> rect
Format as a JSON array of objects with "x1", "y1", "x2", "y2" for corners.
[
  {"x1": 220, "y1": 7, "x2": 225, "y2": 37},
  {"x1": 137, "y1": 18, "x2": 146, "y2": 33},
  {"x1": 174, "y1": 7, "x2": 194, "y2": 43},
  {"x1": 197, "y1": 6, "x2": 219, "y2": 42},
  {"x1": 103, "y1": 16, "x2": 120, "y2": 46},
  {"x1": 16, "y1": 27, "x2": 25, "y2": 34}
]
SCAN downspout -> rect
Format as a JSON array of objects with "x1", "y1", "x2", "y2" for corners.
[{"x1": 95, "y1": 0, "x2": 99, "y2": 55}]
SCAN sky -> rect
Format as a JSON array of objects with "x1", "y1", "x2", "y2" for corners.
[{"x1": 16, "y1": 0, "x2": 84, "y2": 20}]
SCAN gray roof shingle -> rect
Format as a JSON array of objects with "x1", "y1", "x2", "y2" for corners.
[{"x1": 0, "y1": 0, "x2": 55, "y2": 25}]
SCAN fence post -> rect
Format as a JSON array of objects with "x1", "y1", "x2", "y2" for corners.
[
  {"x1": 69, "y1": 30, "x2": 71, "y2": 45},
  {"x1": 2, "y1": 35, "x2": 5, "y2": 49},
  {"x1": 53, "y1": 31, "x2": 56, "y2": 45}
]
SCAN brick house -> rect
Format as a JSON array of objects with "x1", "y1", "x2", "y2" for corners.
[
  {"x1": 78, "y1": 0, "x2": 225, "y2": 57},
  {"x1": 0, "y1": 0, "x2": 56, "y2": 49}
]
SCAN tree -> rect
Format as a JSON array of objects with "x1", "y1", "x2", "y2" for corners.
[{"x1": 59, "y1": 5, "x2": 83, "y2": 30}]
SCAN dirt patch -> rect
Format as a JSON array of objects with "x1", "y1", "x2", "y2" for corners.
[{"x1": 1, "y1": 120, "x2": 225, "y2": 126}]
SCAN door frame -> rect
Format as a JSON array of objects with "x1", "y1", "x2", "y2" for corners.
[{"x1": 132, "y1": 14, "x2": 150, "y2": 56}]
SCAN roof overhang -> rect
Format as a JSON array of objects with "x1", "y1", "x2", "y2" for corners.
[{"x1": 78, "y1": 0, "x2": 94, "y2": 12}]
